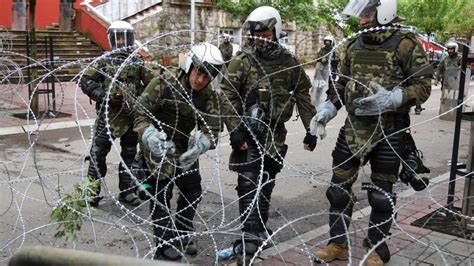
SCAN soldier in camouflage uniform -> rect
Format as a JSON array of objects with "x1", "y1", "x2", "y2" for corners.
[
  {"x1": 311, "y1": 1, "x2": 433, "y2": 265},
  {"x1": 220, "y1": 6, "x2": 317, "y2": 258},
  {"x1": 435, "y1": 41, "x2": 461, "y2": 88},
  {"x1": 219, "y1": 33, "x2": 234, "y2": 66},
  {"x1": 313, "y1": 34, "x2": 340, "y2": 106},
  {"x1": 133, "y1": 43, "x2": 223, "y2": 261},
  {"x1": 80, "y1": 21, "x2": 153, "y2": 207}
]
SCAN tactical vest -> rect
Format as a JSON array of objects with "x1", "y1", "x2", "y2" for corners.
[
  {"x1": 154, "y1": 74, "x2": 211, "y2": 153},
  {"x1": 97, "y1": 56, "x2": 146, "y2": 138},
  {"x1": 101, "y1": 57, "x2": 144, "y2": 106},
  {"x1": 241, "y1": 49, "x2": 298, "y2": 125},
  {"x1": 345, "y1": 31, "x2": 406, "y2": 114}
]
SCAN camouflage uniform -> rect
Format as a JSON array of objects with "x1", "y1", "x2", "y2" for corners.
[
  {"x1": 219, "y1": 42, "x2": 234, "y2": 65},
  {"x1": 80, "y1": 52, "x2": 153, "y2": 197},
  {"x1": 133, "y1": 69, "x2": 221, "y2": 252},
  {"x1": 221, "y1": 45, "x2": 315, "y2": 242},
  {"x1": 323, "y1": 28, "x2": 433, "y2": 260}
]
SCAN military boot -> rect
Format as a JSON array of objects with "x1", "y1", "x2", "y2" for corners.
[
  {"x1": 365, "y1": 251, "x2": 384, "y2": 266},
  {"x1": 313, "y1": 242, "x2": 349, "y2": 263}
]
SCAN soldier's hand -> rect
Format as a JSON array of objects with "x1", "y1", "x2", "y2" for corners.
[
  {"x1": 230, "y1": 130, "x2": 248, "y2": 150},
  {"x1": 142, "y1": 125, "x2": 176, "y2": 157},
  {"x1": 353, "y1": 82, "x2": 403, "y2": 116},
  {"x1": 309, "y1": 101, "x2": 338, "y2": 140},
  {"x1": 303, "y1": 132, "x2": 317, "y2": 151},
  {"x1": 179, "y1": 132, "x2": 211, "y2": 170}
]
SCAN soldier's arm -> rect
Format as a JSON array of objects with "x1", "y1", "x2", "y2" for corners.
[
  {"x1": 326, "y1": 46, "x2": 349, "y2": 110},
  {"x1": 292, "y1": 64, "x2": 316, "y2": 130},
  {"x1": 436, "y1": 57, "x2": 446, "y2": 81},
  {"x1": 398, "y1": 37, "x2": 434, "y2": 107},
  {"x1": 139, "y1": 61, "x2": 155, "y2": 89},
  {"x1": 133, "y1": 77, "x2": 163, "y2": 138},
  {"x1": 80, "y1": 62, "x2": 106, "y2": 102},
  {"x1": 220, "y1": 56, "x2": 247, "y2": 133},
  {"x1": 199, "y1": 91, "x2": 222, "y2": 150}
]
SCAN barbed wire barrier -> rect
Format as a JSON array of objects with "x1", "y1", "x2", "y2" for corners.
[{"x1": 1, "y1": 27, "x2": 473, "y2": 265}]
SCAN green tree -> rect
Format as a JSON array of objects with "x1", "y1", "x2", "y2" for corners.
[
  {"x1": 214, "y1": 0, "x2": 321, "y2": 31},
  {"x1": 398, "y1": 0, "x2": 471, "y2": 39}
]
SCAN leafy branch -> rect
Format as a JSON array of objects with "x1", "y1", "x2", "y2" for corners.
[{"x1": 50, "y1": 177, "x2": 100, "y2": 242}]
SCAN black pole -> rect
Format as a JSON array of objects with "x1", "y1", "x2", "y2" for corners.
[
  {"x1": 26, "y1": 34, "x2": 31, "y2": 96},
  {"x1": 44, "y1": 36, "x2": 51, "y2": 112},
  {"x1": 447, "y1": 44, "x2": 470, "y2": 210},
  {"x1": 49, "y1": 36, "x2": 56, "y2": 113}
]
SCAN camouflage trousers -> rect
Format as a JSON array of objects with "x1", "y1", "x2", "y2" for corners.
[{"x1": 332, "y1": 126, "x2": 404, "y2": 183}]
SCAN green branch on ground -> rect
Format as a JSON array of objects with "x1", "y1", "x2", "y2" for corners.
[{"x1": 50, "y1": 177, "x2": 100, "y2": 242}]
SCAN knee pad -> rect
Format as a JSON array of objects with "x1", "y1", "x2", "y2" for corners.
[
  {"x1": 326, "y1": 185, "x2": 353, "y2": 209},
  {"x1": 236, "y1": 171, "x2": 260, "y2": 193},
  {"x1": 367, "y1": 183, "x2": 395, "y2": 214}
]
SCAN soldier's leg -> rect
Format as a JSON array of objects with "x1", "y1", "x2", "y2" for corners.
[
  {"x1": 87, "y1": 116, "x2": 112, "y2": 196},
  {"x1": 175, "y1": 161, "x2": 202, "y2": 255},
  {"x1": 314, "y1": 127, "x2": 359, "y2": 263},
  {"x1": 328, "y1": 127, "x2": 359, "y2": 245},
  {"x1": 259, "y1": 144, "x2": 288, "y2": 238},
  {"x1": 151, "y1": 178, "x2": 181, "y2": 260},
  {"x1": 234, "y1": 144, "x2": 265, "y2": 255},
  {"x1": 118, "y1": 127, "x2": 139, "y2": 205},
  {"x1": 365, "y1": 131, "x2": 403, "y2": 263}
]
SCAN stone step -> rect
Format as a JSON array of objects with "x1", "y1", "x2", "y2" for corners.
[
  {"x1": 7, "y1": 37, "x2": 94, "y2": 43},
  {"x1": 8, "y1": 47, "x2": 103, "y2": 54}
]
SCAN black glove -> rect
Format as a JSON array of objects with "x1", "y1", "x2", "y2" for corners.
[
  {"x1": 230, "y1": 130, "x2": 247, "y2": 150},
  {"x1": 303, "y1": 132, "x2": 317, "y2": 151}
]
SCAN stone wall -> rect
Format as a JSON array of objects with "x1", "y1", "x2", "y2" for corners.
[{"x1": 132, "y1": 0, "x2": 320, "y2": 64}]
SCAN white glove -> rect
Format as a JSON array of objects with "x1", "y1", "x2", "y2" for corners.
[
  {"x1": 142, "y1": 125, "x2": 176, "y2": 157},
  {"x1": 309, "y1": 101, "x2": 337, "y2": 140},
  {"x1": 179, "y1": 132, "x2": 211, "y2": 170},
  {"x1": 353, "y1": 82, "x2": 403, "y2": 116}
]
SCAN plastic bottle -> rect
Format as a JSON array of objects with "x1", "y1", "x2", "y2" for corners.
[{"x1": 218, "y1": 247, "x2": 234, "y2": 261}]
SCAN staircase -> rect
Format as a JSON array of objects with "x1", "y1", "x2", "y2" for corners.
[{"x1": 0, "y1": 24, "x2": 103, "y2": 84}]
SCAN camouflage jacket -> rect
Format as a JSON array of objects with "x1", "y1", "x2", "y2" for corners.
[
  {"x1": 436, "y1": 54, "x2": 461, "y2": 81},
  {"x1": 80, "y1": 53, "x2": 153, "y2": 138},
  {"x1": 134, "y1": 70, "x2": 221, "y2": 179},
  {"x1": 221, "y1": 46, "x2": 315, "y2": 156},
  {"x1": 326, "y1": 28, "x2": 433, "y2": 156},
  {"x1": 219, "y1": 42, "x2": 234, "y2": 63}
]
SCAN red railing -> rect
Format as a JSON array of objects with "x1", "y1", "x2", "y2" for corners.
[{"x1": 74, "y1": 1, "x2": 151, "y2": 60}]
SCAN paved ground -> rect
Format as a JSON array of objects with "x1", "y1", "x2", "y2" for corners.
[{"x1": 1, "y1": 72, "x2": 473, "y2": 265}]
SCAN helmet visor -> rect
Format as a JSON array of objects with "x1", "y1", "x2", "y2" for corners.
[
  {"x1": 244, "y1": 17, "x2": 277, "y2": 35},
  {"x1": 108, "y1": 30, "x2": 134, "y2": 50},
  {"x1": 342, "y1": 0, "x2": 379, "y2": 18},
  {"x1": 192, "y1": 56, "x2": 222, "y2": 79}
]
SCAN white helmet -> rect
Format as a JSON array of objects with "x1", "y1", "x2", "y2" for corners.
[
  {"x1": 107, "y1": 21, "x2": 134, "y2": 50},
  {"x1": 323, "y1": 35, "x2": 334, "y2": 46},
  {"x1": 181, "y1": 42, "x2": 224, "y2": 79},
  {"x1": 446, "y1": 42, "x2": 458, "y2": 53},
  {"x1": 222, "y1": 33, "x2": 231, "y2": 42},
  {"x1": 342, "y1": 0, "x2": 401, "y2": 25},
  {"x1": 245, "y1": 6, "x2": 283, "y2": 39}
]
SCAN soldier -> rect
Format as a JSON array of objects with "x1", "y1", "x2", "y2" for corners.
[
  {"x1": 313, "y1": 34, "x2": 340, "y2": 106},
  {"x1": 133, "y1": 42, "x2": 224, "y2": 261},
  {"x1": 220, "y1": 6, "x2": 317, "y2": 260},
  {"x1": 79, "y1": 21, "x2": 153, "y2": 207},
  {"x1": 219, "y1": 33, "x2": 234, "y2": 66},
  {"x1": 435, "y1": 41, "x2": 462, "y2": 88},
  {"x1": 311, "y1": 0, "x2": 433, "y2": 265}
]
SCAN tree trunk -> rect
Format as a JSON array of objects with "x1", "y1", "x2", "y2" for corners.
[{"x1": 29, "y1": 0, "x2": 38, "y2": 116}]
